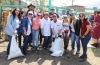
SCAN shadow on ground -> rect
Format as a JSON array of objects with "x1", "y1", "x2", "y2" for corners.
[
  {"x1": 91, "y1": 48, "x2": 100, "y2": 57},
  {"x1": 0, "y1": 48, "x2": 91, "y2": 65}
]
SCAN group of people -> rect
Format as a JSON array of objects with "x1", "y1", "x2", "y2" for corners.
[
  {"x1": 4, "y1": 4, "x2": 100, "y2": 62},
  {"x1": 89, "y1": 10, "x2": 100, "y2": 48}
]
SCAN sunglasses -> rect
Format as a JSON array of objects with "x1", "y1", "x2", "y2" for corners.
[
  {"x1": 49, "y1": 17, "x2": 53, "y2": 18},
  {"x1": 37, "y1": 15, "x2": 41, "y2": 16},
  {"x1": 79, "y1": 16, "x2": 84, "y2": 17},
  {"x1": 28, "y1": 13, "x2": 32, "y2": 15}
]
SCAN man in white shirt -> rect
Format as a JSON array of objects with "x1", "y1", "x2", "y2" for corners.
[
  {"x1": 21, "y1": 11, "x2": 33, "y2": 55},
  {"x1": 41, "y1": 12, "x2": 51, "y2": 49},
  {"x1": 51, "y1": 14, "x2": 62, "y2": 41}
]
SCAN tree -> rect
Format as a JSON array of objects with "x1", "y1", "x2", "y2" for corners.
[
  {"x1": 25, "y1": 0, "x2": 48, "y2": 6},
  {"x1": 0, "y1": 0, "x2": 14, "y2": 4}
]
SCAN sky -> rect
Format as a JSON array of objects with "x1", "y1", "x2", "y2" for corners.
[
  {"x1": 53, "y1": 0, "x2": 100, "y2": 8},
  {"x1": 22, "y1": 0, "x2": 100, "y2": 9}
]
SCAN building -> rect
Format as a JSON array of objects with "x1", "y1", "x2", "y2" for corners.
[{"x1": 68, "y1": 5, "x2": 85, "y2": 13}]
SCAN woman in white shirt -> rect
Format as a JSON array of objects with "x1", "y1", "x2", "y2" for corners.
[
  {"x1": 5, "y1": 8, "x2": 21, "y2": 56},
  {"x1": 62, "y1": 15, "x2": 70, "y2": 51},
  {"x1": 70, "y1": 14, "x2": 80, "y2": 54}
]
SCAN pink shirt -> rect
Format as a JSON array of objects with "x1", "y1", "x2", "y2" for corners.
[{"x1": 32, "y1": 18, "x2": 41, "y2": 30}]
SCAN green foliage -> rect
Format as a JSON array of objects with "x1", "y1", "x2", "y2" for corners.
[
  {"x1": 26, "y1": 0, "x2": 48, "y2": 6},
  {"x1": 0, "y1": 0, "x2": 14, "y2": 4}
]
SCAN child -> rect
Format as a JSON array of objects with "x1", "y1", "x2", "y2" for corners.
[{"x1": 62, "y1": 15, "x2": 70, "y2": 51}]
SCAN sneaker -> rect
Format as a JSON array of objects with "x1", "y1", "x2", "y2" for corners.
[
  {"x1": 29, "y1": 44, "x2": 32, "y2": 47},
  {"x1": 36, "y1": 47, "x2": 40, "y2": 51},
  {"x1": 64, "y1": 50, "x2": 69, "y2": 54},
  {"x1": 76, "y1": 51, "x2": 80, "y2": 54},
  {"x1": 80, "y1": 55, "x2": 87, "y2": 58},
  {"x1": 71, "y1": 49, "x2": 74, "y2": 53},
  {"x1": 39, "y1": 44, "x2": 42, "y2": 46},
  {"x1": 79, "y1": 57, "x2": 86, "y2": 62}
]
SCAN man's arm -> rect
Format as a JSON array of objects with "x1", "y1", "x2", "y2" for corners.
[
  {"x1": 51, "y1": 22, "x2": 54, "y2": 34},
  {"x1": 40, "y1": 19, "x2": 44, "y2": 36},
  {"x1": 22, "y1": 17, "x2": 27, "y2": 35}
]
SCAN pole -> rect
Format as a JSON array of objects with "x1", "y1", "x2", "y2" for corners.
[
  {"x1": 19, "y1": 0, "x2": 21, "y2": 5},
  {"x1": 0, "y1": 4, "x2": 2, "y2": 39},
  {"x1": 72, "y1": 0, "x2": 73, "y2": 6},
  {"x1": 48, "y1": 0, "x2": 52, "y2": 12}
]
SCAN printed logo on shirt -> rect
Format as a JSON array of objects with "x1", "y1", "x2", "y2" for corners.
[
  {"x1": 57, "y1": 25, "x2": 59, "y2": 26},
  {"x1": 63, "y1": 25, "x2": 68, "y2": 27}
]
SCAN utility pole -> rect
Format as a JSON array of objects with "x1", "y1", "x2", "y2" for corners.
[
  {"x1": 48, "y1": 0, "x2": 52, "y2": 12},
  {"x1": 66, "y1": 0, "x2": 75, "y2": 6},
  {"x1": 19, "y1": 0, "x2": 21, "y2": 5},
  {"x1": 0, "y1": 0, "x2": 2, "y2": 39},
  {"x1": 72, "y1": 0, "x2": 75, "y2": 6}
]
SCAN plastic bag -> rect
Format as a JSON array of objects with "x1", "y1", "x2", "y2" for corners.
[
  {"x1": 8, "y1": 35, "x2": 24, "y2": 60},
  {"x1": 50, "y1": 37, "x2": 63, "y2": 52},
  {"x1": 50, "y1": 37, "x2": 64, "y2": 57},
  {"x1": 51, "y1": 49, "x2": 64, "y2": 57}
]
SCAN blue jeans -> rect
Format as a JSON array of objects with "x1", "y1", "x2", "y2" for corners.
[
  {"x1": 32, "y1": 30, "x2": 39, "y2": 47},
  {"x1": 42, "y1": 36, "x2": 51, "y2": 48},
  {"x1": 81, "y1": 34, "x2": 91, "y2": 58},
  {"x1": 71, "y1": 32, "x2": 80, "y2": 51},
  {"x1": 7, "y1": 35, "x2": 12, "y2": 55},
  {"x1": 23, "y1": 34, "x2": 32, "y2": 54}
]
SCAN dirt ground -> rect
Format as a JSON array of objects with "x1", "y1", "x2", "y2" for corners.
[{"x1": 0, "y1": 39, "x2": 100, "y2": 65}]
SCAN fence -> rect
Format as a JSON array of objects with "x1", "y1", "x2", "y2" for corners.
[{"x1": 0, "y1": 4, "x2": 100, "y2": 39}]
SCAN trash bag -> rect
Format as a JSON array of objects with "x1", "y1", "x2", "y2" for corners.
[
  {"x1": 50, "y1": 37, "x2": 64, "y2": 57},
  {"x1": 8, "y1": 35, "x2": 24, "y2": 60},
  {"x1": 51, "y1": 49, "x2": 64, "y2": 57}
]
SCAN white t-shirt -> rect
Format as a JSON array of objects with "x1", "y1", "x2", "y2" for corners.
[
  {"x1": 62, "y1": 22, "x2": 70, "y2": 36},
  {"x1": 16, "y1": 18, "x2": 20, "y2": 29},
  {"x1": 51, "y1": 20, "x2": 62, "y2": 36},
  {"x1": 27, "y1": 19, "x2": 32, "y2": 35},
  {"x1": 70, "y1": 20, "x2": 75, "y2": 32},
  {"x1": 41, "y1": 18, "x2": 51, "y2": 36}
]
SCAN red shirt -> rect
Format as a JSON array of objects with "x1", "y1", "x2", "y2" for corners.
[
  {"x1": 92, "y1": 15, "x2": 100, "y2": 39},
  {"x1": 81, "y1": 20, "x2": 91, "y2": 35}
]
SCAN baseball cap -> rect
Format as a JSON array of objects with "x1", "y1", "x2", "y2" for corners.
[
  {"x1": 70, "y1": 13, "x2": 74, "y2": 16},
  {"x1": 28, "y1": 11, "x2": 33, "y2": 15},
  {"x1": 37, "y1": 13, "x2": 42, "y2": 16},
  {"x1": 53, "y1": 14, "x2": 57, "y2": 17},
  {"x1": 63, "y1": 15, "x2": 67, "y2": 18}
]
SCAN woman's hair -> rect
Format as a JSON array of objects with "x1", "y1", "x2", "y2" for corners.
[
  {"x1": 79, "y1": 13, "x2": 87, "y2": 22},
  {"x1": 70, "y1": 14, "x2": 77, "y2": 24},
  {"x1": 12, "y1": 8, "x2": 21, "y2": 21},
  {"x1": 97, "y1": 11, "x2": 100, "y2": 14},
  {"x1": 63, "y1": 17, "x2": 69, "y2": 23}
]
